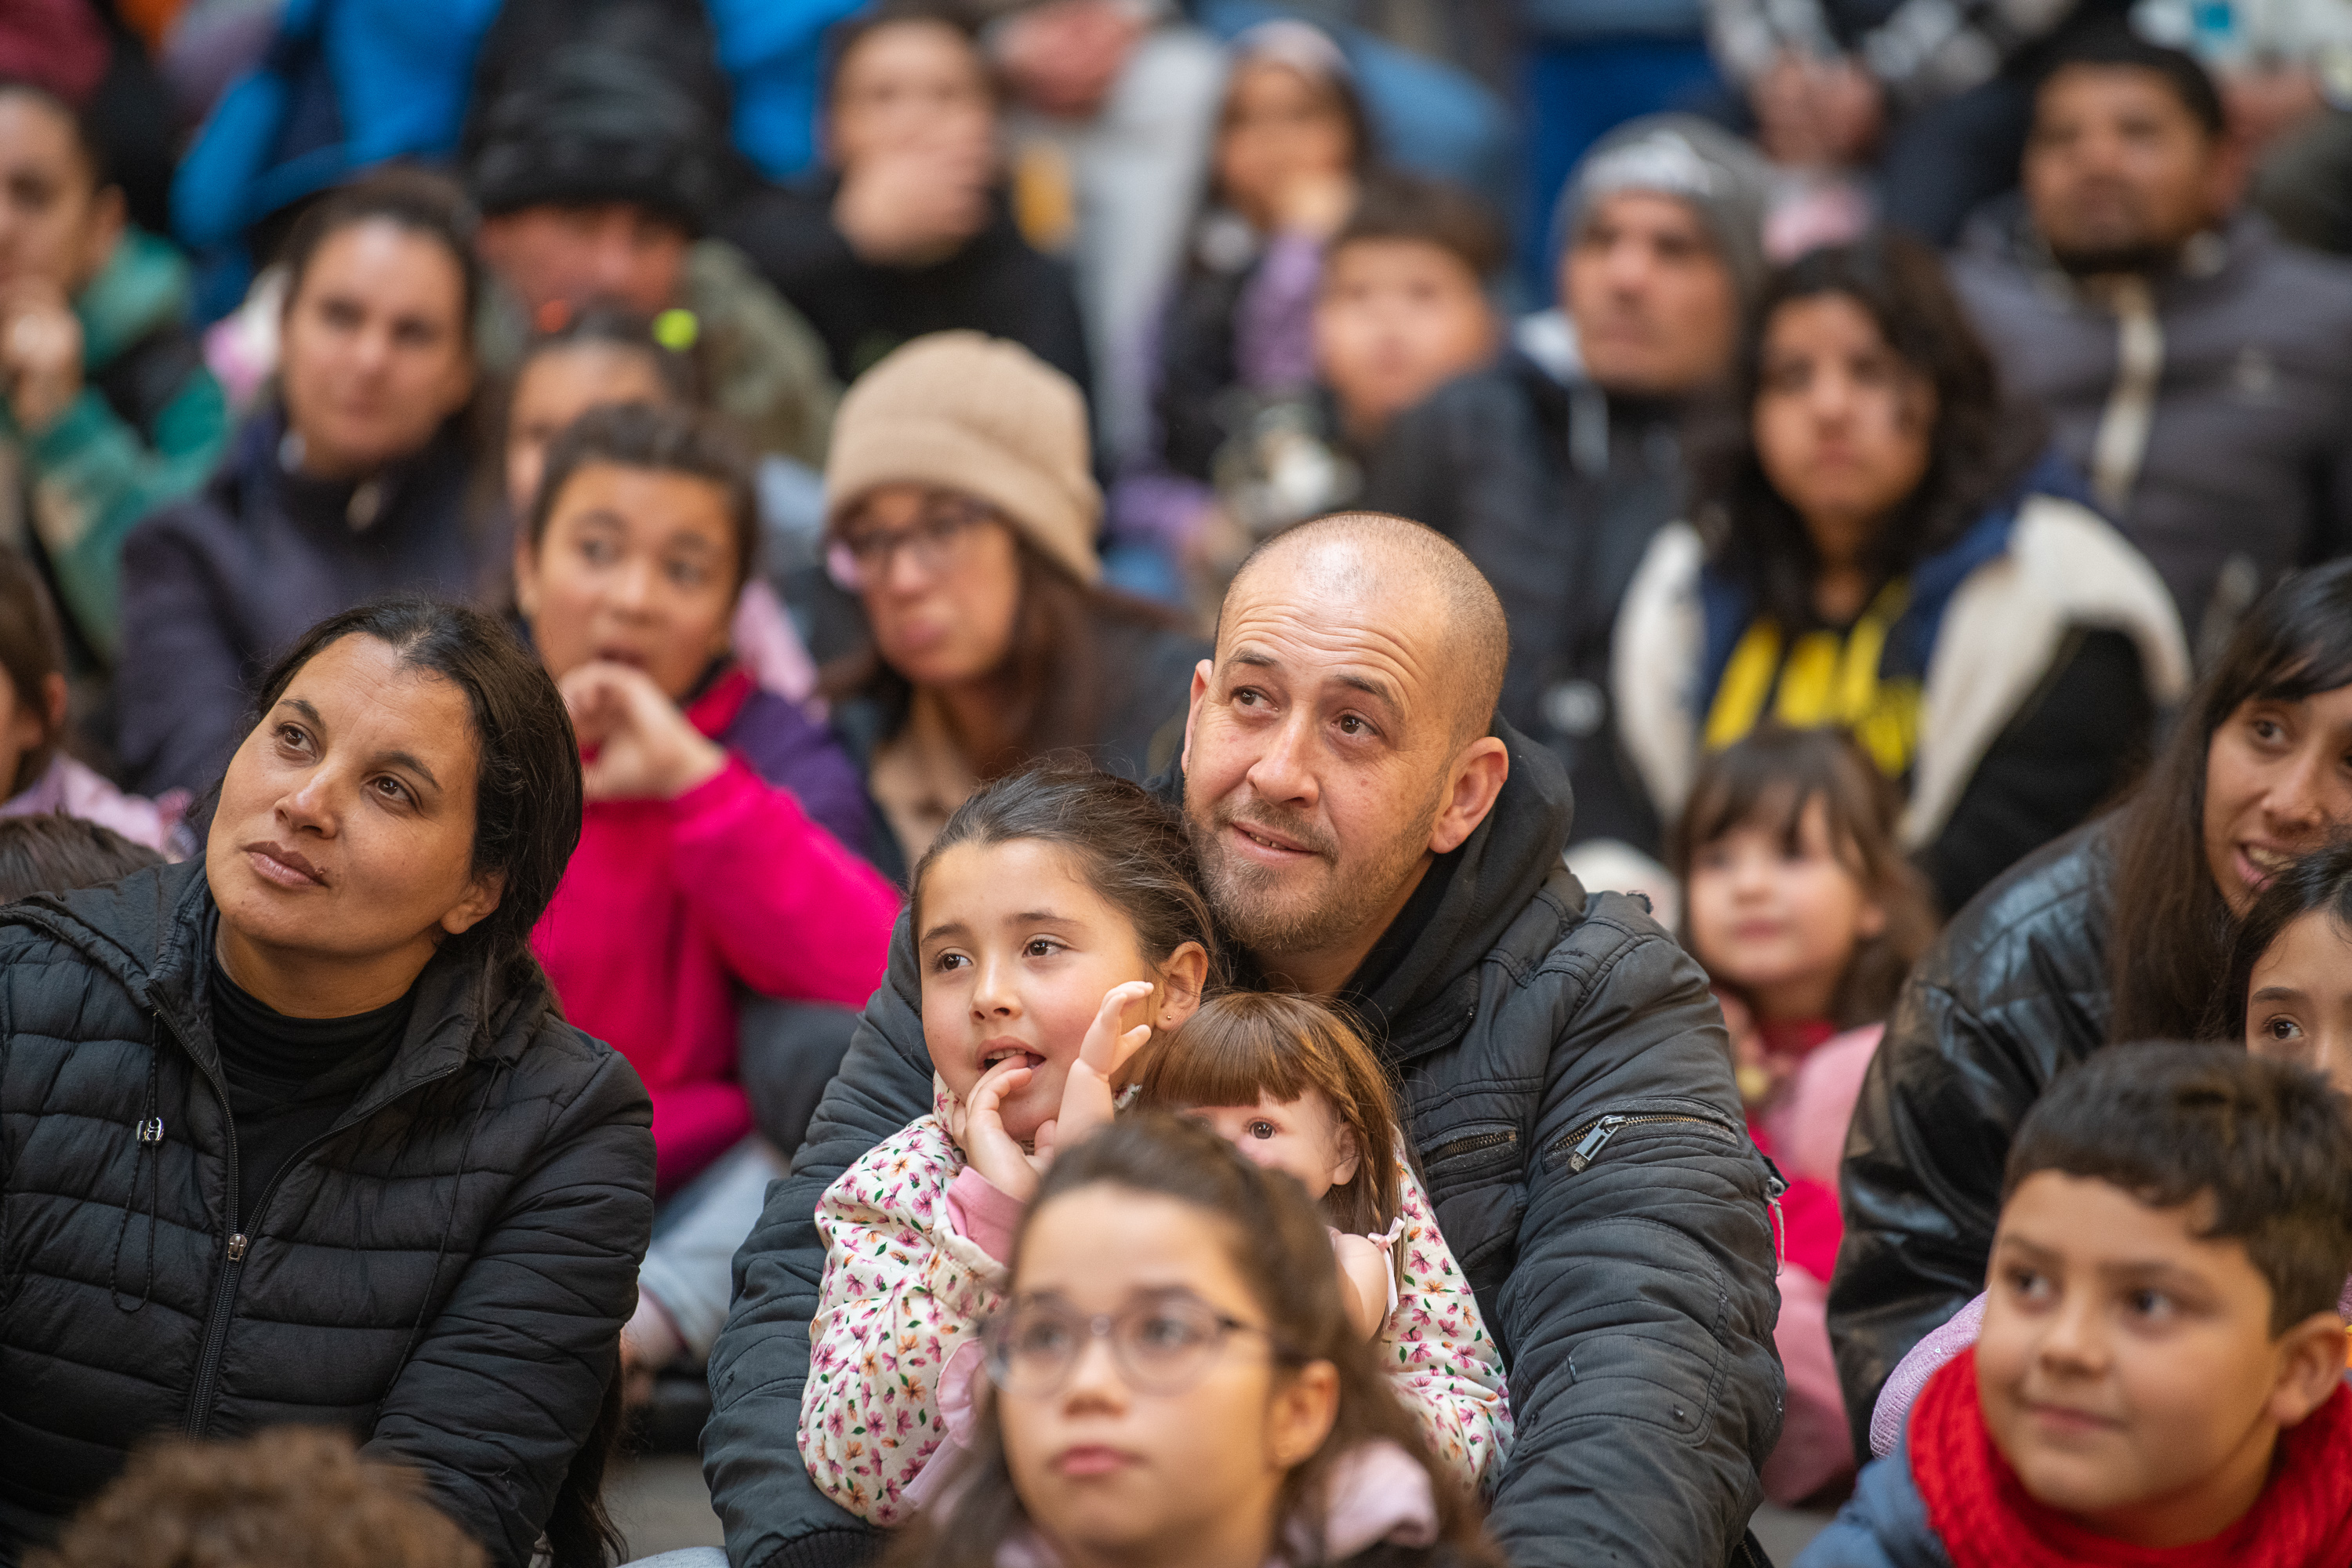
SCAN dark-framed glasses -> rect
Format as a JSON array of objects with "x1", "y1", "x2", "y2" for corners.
[
  {"x1": 828, "y1": 495, "x2": 999, "y2": 590},
  {"x1": 982, "y1": 1291, "x2": 1286, "y2": 1398}
]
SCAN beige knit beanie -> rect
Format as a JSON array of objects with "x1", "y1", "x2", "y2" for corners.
[{"x1": 824, "y1": 332, "x2": 1103, "y2": 586}]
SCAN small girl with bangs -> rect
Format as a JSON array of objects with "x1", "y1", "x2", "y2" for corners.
[
  {"x1": 1123, "y1": 991, "x2": 1512, "y2": 1497},
  {"x1": 1669, "y1": 724, "x2": 1940, "y2": 1504}
]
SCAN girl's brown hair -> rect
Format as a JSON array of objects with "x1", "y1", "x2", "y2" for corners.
[
  {"x1": 1669, "y1": 724, "x2": 1940, "y2": 1028},
  {"x1": 1122, "y1": 992, "x2": 1403, "y2": 1234},
  {"x1": 0, "y1": 550, "x2": 66, "y2": 798},
  {"x1": 882, "y1": 1114, "x2": 1503, "y2": 1568}
]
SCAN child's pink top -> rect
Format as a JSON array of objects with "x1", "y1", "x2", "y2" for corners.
[
  {"x1": 3, "y1": 753, "x2": 189, "y2": 857},
  {"x1": 799, "y1": 1083, "x2": 1515, "y2": 1524}
]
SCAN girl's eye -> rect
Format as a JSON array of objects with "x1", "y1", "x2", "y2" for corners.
[
  {"x1": 1246, "y1": 1120, "x2": 1277, "y2": 1140},
  {"x1": 1024, "y1": 938, "x2": 1064, "y2": 959},
  {"x1": 2265, "y1": 1014, "x2": 2306, "y2": 1044},
  {"x1": 2005, "y1": 1265, "x2": 2052, "y2": 1303},
  {"x1": 665, "y1": 557, "x2": 710, "y2": 590},
  {"x1": 578, "y1": 536, "x2": 619, "y2": 565},
  {"x1": 2127, "y1": 1288, "x2": 2173, "y2": 1321},
  {"x1": 931, "y1": 951, "x2": 971, "y2": 974}
]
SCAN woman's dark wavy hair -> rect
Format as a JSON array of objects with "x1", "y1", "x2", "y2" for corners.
[
  {"x1": 2111, "y1": 561, "x2": 2352, "y2": 1042},
  {"x1": 1690, "y1": 234, "x2": 2046, "y2": 630},
  {"x1": 2207, "y1": 837, "x2": 2352, "y2": 1042},
  {"x1": 244, "y1": 598, "x2": 583, "y2": 991},
  {"x1": 880, "y1": 1114, "x2": 1504, "y2": 1568}
]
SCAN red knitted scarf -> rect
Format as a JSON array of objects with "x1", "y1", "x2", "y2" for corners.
[{"x1": 1911, "y1": 1350, "x2": 2352, "y2": 1568}]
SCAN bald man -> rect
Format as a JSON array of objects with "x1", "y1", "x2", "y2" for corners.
[{"x1": 706, "y1": 514, "x2": 1785, "y2": 1568}]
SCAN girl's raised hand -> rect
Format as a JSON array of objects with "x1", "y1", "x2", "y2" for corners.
[
  {"x1": 1053, "y1": 980, "x2": 1156, "y2": 1149},
  {"x1": 559, "y1": 660, "x2": 728, "y2": 802},
  {"x1": 955, "y1": 1057, "x2": 1048, "y2": 1201}
]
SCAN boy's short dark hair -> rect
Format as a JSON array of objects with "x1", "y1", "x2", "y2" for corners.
[
  {"x1": 2038, "y1": 25, "x2": 2227, "y2": 141},
  {"x1": 1327, "y1": 170, "x2": 1506, "y2": 285},
  {"x1": 2005, "y1": 1043, "x2": 2352, "y2": 1332},
  {"x1": 0, "y1": 816, "x2": 164, "y2": 906}
]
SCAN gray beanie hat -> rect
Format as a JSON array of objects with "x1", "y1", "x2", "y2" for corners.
[{"x1": 1549, "y1": 114, "x2": 1772, "y2": 305}]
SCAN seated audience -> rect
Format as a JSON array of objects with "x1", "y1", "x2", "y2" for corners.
[
  {"x1": 1364, "y1": 114, "x2": 1769, "y2": 858},
  {"x1": 1616, "y1": 234, "x2": 2190, "y2": 916},
  {"x1": 0, "y1": 78, "x2": 225, "y2": 666},
  {"x1": 0, "y1": 552, "x2": 184, "y2": 853},
  {"x1": 1948, "y1": 29, "x2": 2352, "y2": 662},
  {"x1": 0, "y1": 813, "x2": 162, "y2": 903},
  {"x1": 819, "y1": 332, "x2": 1205, "y2": 877},
  {"x1": 1802, "y1": 1044, "x2": 2352, "y2": 1567},
  {"x1": 722, "y1": 6, "x2": 1091, "y2": 394},
  {"x1": 1830, "y1": 558, "x2": 2352, "y2": 1454},
  {"x1": 0, "y1": 597, "x2": 654, "y2": 1566},
  {"x1": 880, "y1": 1115, "x2": 1508, "y2": 1568},
  {"x1": 1671, "y1": 724, "x2": 1937, "y2": 1505},
  {"x1": 707, "y1": 513, "x2": 1785, "y2": 1568},
  {"x1": 34, "y1": 1427, "x2": 486, "y2": 1568},
  {"x1": 118, "y1": 171, "x2": 485, "y2": 799},
  {"x1": 515, "y1": 403, "x2": 896, "y2": 1385},
  {"x1": 466, "y1": 33, "x2": 837, "y2": 469}
]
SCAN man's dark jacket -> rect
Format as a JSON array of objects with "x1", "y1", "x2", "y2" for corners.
[
  {"x1": 1828, "y1": 819, "x2": 2116, "y2": 1457},
  {"x1": 0, "y1": 863, "x2": 656, "y2": 1566},
  {"x1": 702, "y1": 720, "x2": 1786, "y2": 1568}
]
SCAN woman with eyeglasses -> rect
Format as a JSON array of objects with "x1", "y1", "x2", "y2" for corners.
[
  {"x1": 820, "y1": 332, "x2": 1207, "y2": 878},
  {"x1": 883, "y1": 1114, "x2": 1504, "y2": 1568}
]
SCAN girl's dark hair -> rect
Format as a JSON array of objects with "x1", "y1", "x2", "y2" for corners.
[
  {"x1": 528, "y1": 401, "x2": 759, "y2": 592},
  {"x1": 1668, "y1": 724, "x2": 1941, "y2": 1028},
  {"x1": 245, "y1": 598, "x2": 583, "y2": 987},
  {"x1": 511, "y1": 302, "x2": 702, "y2": 412},
  {"x1": 1328, "y1": 169, "x2": 1506, "y2": 284},
  {"x1": 1123, "y1": 992, "x2": 1403, "y2": 1234},
  {"x1": 2209, "y1": 837, "x2": 2352, "y2": 1042},
  {"x1": 823, "y1": 5, "x2": 993, "y2": 108},
  {"x1": 821, "y1": 532, "x2": 1190, "y2": 781},
  {"x1": 1692, "y1": 234, "x2": 2047, "y2": 632},
  {"x1": 911, "y1": 761, "x2": 1218, "y2": 977},
  {"x1": 1213, "y1": 34, "x2": 1376, "y2": 205},
  {"x1": 0, "y1": 816, "x2": 165, "y2": 905},
  {"x1": 0, "y1": 78, "x2": 109, "y2": 190},
  {"x1": 278, "y1": 168, "x2": 485, "y2": 347},
  {"x1": 2109, "y1": 561, "x2": 2352, "y2": 1042},
  {"x1": 883, "y1": 1114, "x2": 1504, "y2": 1568},
  {"x1": 0, "y1": 550, "x2": 67, "y2": 797}
]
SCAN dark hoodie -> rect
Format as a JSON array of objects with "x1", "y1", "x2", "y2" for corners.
[
  {"x1": 701, "y1": 719, "x2": 1785, "y2": 1568},
  {"x1": 0, "y1": 862, "x2": 655, "y2": 1567}
]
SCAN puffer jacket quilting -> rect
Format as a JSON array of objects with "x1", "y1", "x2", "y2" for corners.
[{"x1": 0, "y1": 862, "x2": 655, "y2": 1568}]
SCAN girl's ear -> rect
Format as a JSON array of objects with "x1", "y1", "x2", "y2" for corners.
[
  {"x1": 1265, "y1": 1358, "x2": 1340, "y2": 1472},
  {"x1": 39, "y1": 670, "x2": 68, "y2": 734},
  {"x1": 1152, "y1": 940, "x2": 1210, "y2": 1030},
  {"x1": 1857, "y1": 893, "x2": 1888, "y2": 941}
]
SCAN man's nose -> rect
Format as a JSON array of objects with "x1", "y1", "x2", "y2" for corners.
[{"x1": 1243, "y1": 710, "x2": 1319, "y2": 808}]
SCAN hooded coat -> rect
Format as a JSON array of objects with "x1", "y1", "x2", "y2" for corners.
[
  {"x1": 701, "y1": 720, "x2": 1787, "y2": 1568},
  {"x1": 0, "y1": 862, "x2": 655, "y2": 1566}
]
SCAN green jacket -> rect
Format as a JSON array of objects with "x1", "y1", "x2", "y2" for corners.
[{"x1": 6, "y1": 230, "x2": 229, "y2": 663}]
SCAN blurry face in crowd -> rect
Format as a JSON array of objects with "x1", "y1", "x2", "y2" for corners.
[
  {"x1": 0, "y1": 90, "x2": 121, "y2": 296},
  {"x1": 837, "y1": 483, "x2": 1025, "y2": 691},
  {"x1": 1752, "y1": 292, "x2": 1937, "y2": 579},
  {"x1": 830, "y1": 19, "x2": 996, "y2": 170},
  {"x1": 515, "y1": 460, "x2": 739, "y2": 703},
  {"x1": 476, "y1": 202, "x2": 691, "y2": 320},
  {"x1": 1563, "y1": 191, "x2": 1739, "y2": 398},
  {"x1": 280, "y1": 219, "x2": 476, "y2": 479},
  {"x1": 997, "y1": 1185, "x2": 1337, "y2": 1568},
  {"x1": 2201, "y1": 685, "x2": 2352, "y2": 914},
  {"x1": 1976, "y1": 1172, "x2": 2345, "y2": 1548},
  {"x1": 1186, "y1": 1092, "x2": 1359, "y2": 1203},
  {"x1": 1182, "y1": 536, "x2": 1507, "y2": 990},
  {"x1": 1686, "y1": 793, "x2": 1886, "y2": 1024},
  {"x1": 1314, "y1": 238, "x2": 1497, "y2": 443},
  {"x1": 502, "y1": 343, "x2": 673, "y2": 516},
  {"x1": 993, "y1": 0, "x2": 1144, "y2": 122},
  {"x1": 2245, "y1": 908, "x2": 2352, "y2": 1097},
  {"x1": 2026, "y1": 66, "x2": 2233, "y2": 274},
  {"x1": 919, "y1": 838, "x2": 1203, "y2": 1143},
  {"x1": 1216, "y1": 61, "x2": 1354, "y2": 232},
  {"x1": 207, "y1": 633, "x2": 502, "y2": 1014},
  {"x1": 0, "y1": 666, "x2": 63, "y2": 799}
]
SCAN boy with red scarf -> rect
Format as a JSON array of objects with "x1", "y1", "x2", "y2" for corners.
[{"x1": 1800, "y1": 1044, "x2": 2352, "y2": 1568}]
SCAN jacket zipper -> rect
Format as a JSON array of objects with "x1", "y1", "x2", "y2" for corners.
[
  {"x1": 1424, "y1": 1127, "x2": 1518, "y2": 1166},
  {"x1": 1555, "y1": 1111, "x2": 1736, "y2": 1173}
]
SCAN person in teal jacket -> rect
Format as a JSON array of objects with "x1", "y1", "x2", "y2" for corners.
[{"x1": 0, "y1": 81, "x2": 227, "y2": 667}]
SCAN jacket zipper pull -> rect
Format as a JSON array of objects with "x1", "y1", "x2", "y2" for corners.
[
  {"x1": 136, "y1": 1117, "x2": 164, "y2": 1144},
  {"x1": 1566, "y1": 1116, "x2": 1624, "y2": 1173},
  {"x1": 226, "y1": 1234, "x2": 248, "y2": 1262}
]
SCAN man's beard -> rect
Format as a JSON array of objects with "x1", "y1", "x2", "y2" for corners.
[
  {"x1": 1190, "y1": 793, "x2": 1443, "y2": 968},
  {"x1": 2048, "y1": 238, "x2": 2180, "y2": 278}
]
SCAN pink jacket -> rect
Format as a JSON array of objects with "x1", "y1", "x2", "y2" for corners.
[{"x1": 530, "y1": 677, "x2": 900, "y2": 1194}]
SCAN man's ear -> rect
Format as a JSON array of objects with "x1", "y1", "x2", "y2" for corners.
[
  {"x1": 1153, "y1": 940, "x2": 1210, "y2": 1030},
  {"x1": 440, "y1": 869, "x2": 508, "y2": 938},
  {"x1": 1179, "y1": 658, "x2": 1212, "y2": 777},
  {"x1": 2265, "y1": 1310, "x2": 2349, "y2": 1428},
  {"x1": 1428, "y1": 735, "x2": 1509, "y2": 855}
]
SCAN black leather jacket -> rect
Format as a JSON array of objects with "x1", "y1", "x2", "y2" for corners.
[{"x1": 1827, "y1": 818, "x2": 2118, "y2": 1453}]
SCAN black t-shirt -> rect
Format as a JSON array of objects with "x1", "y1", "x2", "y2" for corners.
[{"x1": 209, "y1": 958, "x2": 412, "y2": 1228}]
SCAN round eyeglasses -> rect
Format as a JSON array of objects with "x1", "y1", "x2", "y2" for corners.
[
  {"x1": 982, "y1": 1293, "x2": 1290, "y2": 1398},
  {"x1": 827, "y1": 495, "x2": 998, "y2": 591}
]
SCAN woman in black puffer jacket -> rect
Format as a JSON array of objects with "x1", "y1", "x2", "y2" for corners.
[
  {"x1": 0, "y1": 599, "x2": 654, "y2": 1567},
  {"x1": 1828, "y1": 560, "x2": 2352, "y2": 1455}
]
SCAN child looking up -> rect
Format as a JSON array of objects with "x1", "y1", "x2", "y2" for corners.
[
  {"x1": 1802, "y1": 1044, "x2": 2352, "y2": 1567},
  {"x1": 1123, "y1": 991, "x2": 1512, "y2": 1495},
  {"x1": 883, "y1": 1114, "x2": 1504, "y2": 1568},
  {"x1": 801, "y1": 764, "x2": 1214, "y2": 1525},
  {"x1": 1671, "y1": 724, "x2": 1937, "y2": 1502}
]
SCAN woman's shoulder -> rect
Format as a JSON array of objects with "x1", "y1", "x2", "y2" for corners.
[{"x1": 1917, "y1": 818, "x2": 2116, "y2": 1000}]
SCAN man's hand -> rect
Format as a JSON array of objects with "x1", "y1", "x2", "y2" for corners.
[
  {"x1": 1, "y1": 280, "x2": 84, "y2": 434},
  {"x1": 833, "y1": 140, "x2": 995, "y2": 266},
  {"x1": 559, "y1": 661, "x2": 728, "y2": 802},
  {"x1": 955, "y1": 1057, "x2": 1050, "y2": 1200}
]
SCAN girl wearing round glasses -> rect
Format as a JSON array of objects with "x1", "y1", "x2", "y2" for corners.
[{"x1": 884, "y1": 1114, "x2": 1504, "y2": 1568}]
